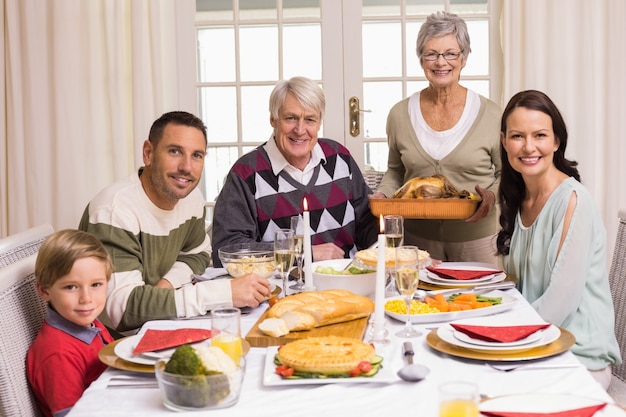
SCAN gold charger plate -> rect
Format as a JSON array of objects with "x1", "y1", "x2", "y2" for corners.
[
  {"x1": 99, "y1": 336, "x2": 251, "y2": 373},
  {"x1": 369, "y1": 198, "x2": 480, "y2": 220},
  {"x1": 426, "y1": 327, "x2": 575, "y2": 361}
]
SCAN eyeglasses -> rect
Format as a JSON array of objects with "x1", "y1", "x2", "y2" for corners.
[{"x1": 422, "y1": 51, "x2": 463, "y2": 61}]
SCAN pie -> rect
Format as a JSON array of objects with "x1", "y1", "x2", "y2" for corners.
[
  {"x1": 355, "y1": 247, "x2": 430, "y2": 268},
  {"x1": 276, "y1": 336, "x2": 375, "y2": 375}
]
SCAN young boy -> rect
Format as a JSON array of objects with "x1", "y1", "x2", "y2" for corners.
[{"x1": 27, "y1": 229, "x2": 114, "y2": 417}]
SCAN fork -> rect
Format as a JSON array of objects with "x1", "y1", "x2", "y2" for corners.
[{"x1": 485, "y1": 363, "x2": 582, "y2": 372}]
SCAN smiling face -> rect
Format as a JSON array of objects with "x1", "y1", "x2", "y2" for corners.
[
  {"x1": 38, "y1": 257, "x2": 109, "y2": 328},
  {"x1": 270, "y1": 92, "x2": 321, "y2": 170},
  {"x1": 501, "y1": 107, "x2": 560, "y2": 180},
  {"x1": 421, "y1": 34, "x2": 466, "y2": 89},
  {"x1": 141, "y1": 123, "x2": 207, "y2": 210}
]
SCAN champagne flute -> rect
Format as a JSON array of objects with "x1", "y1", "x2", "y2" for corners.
[
  {"x1": 274, "y1": 229, "x2": 295, "y2": 297},
  {"x1": 384, "y1": 215, "x2": 404, "y2": 248},
  {"x1": 394, "y1": 245, "x2": 422, "y2": 338},
  {"x1": 384, "y1": 215, "x2": 404, "y2": 296},
  {"x1": 289, "y1": 216, "x2": 305, "y2": 291}
]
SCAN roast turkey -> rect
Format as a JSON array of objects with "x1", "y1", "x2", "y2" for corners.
[{"x1": 392, "y1": 174, "x2": 473, "y2": 199}]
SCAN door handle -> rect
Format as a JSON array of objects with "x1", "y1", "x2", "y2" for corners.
[{"x1": 349, "y1": 96, "x2": 371, "y2": 137}]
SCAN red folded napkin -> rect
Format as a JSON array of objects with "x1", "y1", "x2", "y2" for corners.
[
  {"x1": 480, "y1": 403, "x2": 607, "y2": 417},
  {"x1": 427, "y1": 266, "x2": 502, "y2": 280},
  {"x1": 450, "y1": 323, "x2": 551, "y2": 343},
  {"x1": 132, "y1": 328, "x2": 213, "y2": 355}
]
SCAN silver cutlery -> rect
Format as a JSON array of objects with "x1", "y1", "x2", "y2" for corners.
[
  {"x1": 485, "y1": 363, "x2": 581, "y2": 372},
  {"x1": 414, "y1": 280, "x2": 516, "y2": 301}
]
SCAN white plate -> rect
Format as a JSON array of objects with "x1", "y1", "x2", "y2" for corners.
[
  {"x1": 384, "y1": 290, "x2": 517, "y2": 324},
  {"x1": 480, "y1": 393, "x2": 623, "y2": 416},
  {"x1": 452, "y1": 328, "x2": 543, "y2": 347},
  {"x1": 421, "y1": 270, "x2": 506, "y2": 288},
  {"x1": 427, "y1": 262, "x2": 503, "y2": 284},
  {"x1": 262, "y1": 346, "x2": 397, "y2": 386},
  {"x1": 113, "y1": 334, "x2": 211, "y2": 365},
  {"x1": 437, "y1": 319, "x2": 560, "y2": 353}
]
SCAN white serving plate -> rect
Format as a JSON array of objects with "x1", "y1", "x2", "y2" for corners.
[
  {"x1": 262, "y1": 346, "x2": 397, "y2": 386},
  {"x1": 384, "y1": 290, "x2": 517, "y2": 324},
  {"x1": 480, "y1": 393, "x2": 623, "y2": 416},
  {"x1": 113, "y1": 334, "x2": 210, "y2": 365}
]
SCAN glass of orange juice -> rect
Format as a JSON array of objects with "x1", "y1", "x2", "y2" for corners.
[
  {"x1": 439, "y1": 381, "x2": 480, "y2": 417},
  {"x1": 210, "y1": 307, "x2": 243, "y2": 363}
]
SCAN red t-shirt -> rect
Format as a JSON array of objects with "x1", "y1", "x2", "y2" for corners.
[{"x1": 26, "y1": 310, "x2": 113, "y2": 417}]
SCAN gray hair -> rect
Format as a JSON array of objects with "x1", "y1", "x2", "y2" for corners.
[
  {"x1": 269, "y1": 76, "x2": 326, "y2": 121},
  {"x1": 416, "y1": 11, "x2": 471, "y2": 66}
]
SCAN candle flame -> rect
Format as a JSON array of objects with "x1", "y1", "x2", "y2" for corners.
[
  {"x1": 379, "y1": 214, "x2": 384, "y2": 233},
  {"x1": 303, "y1": 197, "x2": 308, "y2": 211}
]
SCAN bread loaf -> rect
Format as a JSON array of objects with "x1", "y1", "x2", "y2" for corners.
[{"x1": 266, "y1": 289, "x2": 374, "y2": 331}]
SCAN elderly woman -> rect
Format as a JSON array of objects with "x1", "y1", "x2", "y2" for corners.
[
  {"x1": 211, "y1": 76, "x2": 378, "y2": 267},
  {"x1": 373, "y1": 11, "x2": 501, "y2": 264}
]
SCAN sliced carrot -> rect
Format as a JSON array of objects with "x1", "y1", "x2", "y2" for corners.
[{"x1": 453, "y1": 293, "x2": 477, "y2": 303}]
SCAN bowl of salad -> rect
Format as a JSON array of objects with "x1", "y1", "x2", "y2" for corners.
[{"x1": 312, "y1": 259, "x2": 376, "y2": 298}]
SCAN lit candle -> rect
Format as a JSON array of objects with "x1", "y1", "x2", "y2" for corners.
[
  {"x1": 374, "y1": 214, "x2": 386, "y2": 335},
  {"x1": 303, "y1": 197, "x2": 314, "y2": 290}
]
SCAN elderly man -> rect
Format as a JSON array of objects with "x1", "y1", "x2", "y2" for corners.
[
  {"x1": 80, "y1": 111, "x2": 270, "y2": 334},
  {"x1": 211, "y1": 76, "x2": 378, "y2": 267}
]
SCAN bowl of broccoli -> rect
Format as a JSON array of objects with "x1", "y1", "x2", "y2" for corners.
[{"x1": 155, "y1": 345, "x2": 245, "y2": 411}]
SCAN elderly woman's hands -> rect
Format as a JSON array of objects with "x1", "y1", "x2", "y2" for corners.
[
  {"x1": 465, "y1": 185, "x2": 495, "y2": 223},
  {"x1": 369, "y1": 191, "x2": 386, "y2": 199}
]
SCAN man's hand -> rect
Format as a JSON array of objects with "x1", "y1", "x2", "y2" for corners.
[
  {"x1": 230, "y1": 273, "x2": 271, "y2": 308},
  {"x1": 465, "y1": 185, "x2": 495, "y2": 223},
  {"x1": 312, "y1": 243, "x2": 345, "y2": 261},
  {"x1": 369, "y1": 191, "x2": 386, "y2": 199}
]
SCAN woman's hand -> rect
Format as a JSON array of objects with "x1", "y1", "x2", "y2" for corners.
[
  {"x1": 369, "y1": 191, "x2": 386, "y2": 199},
  {"x1": 465, "y1": 185, "x2": 495, "y2": 223}
]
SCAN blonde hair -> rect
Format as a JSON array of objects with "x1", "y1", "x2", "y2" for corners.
[{"x1": 35, "y1": 229, "x2": 114, "y2": 288}]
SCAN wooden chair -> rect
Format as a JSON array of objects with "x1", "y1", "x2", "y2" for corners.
[
  {"x1": 0, "y1": 225, "x2": 54, "y2": 416},
  {"x1": 608, "y1": 209, "x2": 626, "y2": 407}
]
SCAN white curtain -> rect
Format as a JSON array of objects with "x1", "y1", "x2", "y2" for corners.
[
  {"x1": 0, "y1": 0, "x2": 196, "y2": 236},
  {"x1": 502, "y1": 0, "x2": 626, "y2": 262}
]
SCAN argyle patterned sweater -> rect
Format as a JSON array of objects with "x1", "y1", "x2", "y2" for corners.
[{"x1": 211, "y1": 139, "x2": 378, "y2": 266}]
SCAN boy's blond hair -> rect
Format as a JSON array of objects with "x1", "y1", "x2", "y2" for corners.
[{"x1": 35, "y1": 229, "x2": 114, "y2": 288}]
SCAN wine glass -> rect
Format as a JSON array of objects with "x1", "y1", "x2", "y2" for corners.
[
  {"x1": 384, "y1": 215, "x2": 404, "y2": 296},
  {"x1": 274, "y1": 228, "x2": 295, "y2": 297},
  {"x1": 384, "y1": 215, "x2": 404, "y2": 248},
  {"x1": 394, "y1": 245, "x2": 422, "y2": 338},
  {"x1": 289, "y1": 216, "x2": 305, "y2": 291}
]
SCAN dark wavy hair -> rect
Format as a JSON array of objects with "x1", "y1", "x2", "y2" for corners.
[{"x1": 496, "y1": 90, "x2": 581, "y2": 255}]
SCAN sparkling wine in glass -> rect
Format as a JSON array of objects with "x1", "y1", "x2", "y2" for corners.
[
  {"x1": 290, "y1": 215, "x2": 305, "y2": 291},
  {"x1": 394, "y1": 245, "x2": 422, "y2": 338},
  {"x1": 274, "y1": 229, "x2": 295, "y2": 297},
  {"x1": 384, "y1": 215, "x2": 404, "y2": 296}
]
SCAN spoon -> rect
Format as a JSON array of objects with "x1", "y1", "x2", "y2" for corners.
[{"x1": 397, "y1": 341, "x2": 430, "y2": 382}]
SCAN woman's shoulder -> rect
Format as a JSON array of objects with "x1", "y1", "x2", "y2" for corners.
[{"x1": 476, "y1": 93, "x2": 501, "y2": 115}]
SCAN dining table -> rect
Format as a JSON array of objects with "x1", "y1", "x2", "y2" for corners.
[{"x1": 67, "y1": 271, "x2": 619, "y2": 417}]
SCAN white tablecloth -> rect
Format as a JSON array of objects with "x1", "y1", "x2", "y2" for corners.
[{"x1": 67, "y1": 283, "x2": 616, "y2": 417}]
